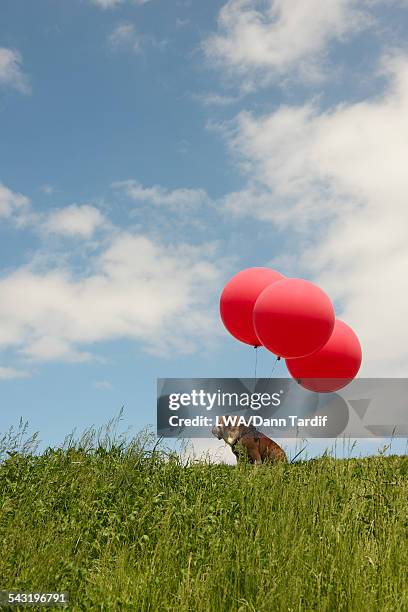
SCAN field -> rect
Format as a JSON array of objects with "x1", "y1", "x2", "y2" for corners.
[{"x1": 0, "y1": 422, "x2": 407, "y2": 611}]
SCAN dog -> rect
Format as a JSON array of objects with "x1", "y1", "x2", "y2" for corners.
[{"x1": 212, "y1": 417, "x2": 287, "y2": 464}]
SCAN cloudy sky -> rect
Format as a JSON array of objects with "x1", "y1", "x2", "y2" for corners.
[{"x1": 1, "y1": 0, "x2": 407, "y2": 456}]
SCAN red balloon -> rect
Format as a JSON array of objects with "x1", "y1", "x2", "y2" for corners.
[
  {"x1": 286, "y1": 319, "x2": 362, "y2": 392},
  {"x1": 253, "y1": 278, "x2": 335, "y2": 358},
  {"x1": 220, "y1": 268, "x2": 285, "y2": 346}
]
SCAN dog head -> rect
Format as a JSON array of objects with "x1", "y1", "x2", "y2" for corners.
[{"x1": 212, "y1": 416, "x2": 256, "y2": 446}]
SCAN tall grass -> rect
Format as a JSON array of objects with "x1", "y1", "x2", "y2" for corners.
[{"x1": 0, "y1": 419, "x2": 407, "y2": 611}]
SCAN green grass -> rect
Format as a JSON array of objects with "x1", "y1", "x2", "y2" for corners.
[{"x1": 0, "y1": 423, "x2": 407, "y2": 611}]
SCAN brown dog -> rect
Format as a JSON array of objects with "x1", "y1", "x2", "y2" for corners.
[{"x1": 212, "y1": 417, "x2": 287, "y2": 464}]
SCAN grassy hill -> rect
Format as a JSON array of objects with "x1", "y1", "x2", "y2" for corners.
[{"x1": 0, "y1": 426, "x2": 407, "y2": 611}]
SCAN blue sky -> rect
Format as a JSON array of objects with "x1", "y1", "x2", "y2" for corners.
[{"x1": 1, "y1": 0, "x2": 408, "y2": 458}]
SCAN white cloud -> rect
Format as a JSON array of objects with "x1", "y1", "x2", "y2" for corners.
[
  {"x1": 113, "y1": 180, "x2": 211, "y2": 210},
  {"x1": 41, "y1": 184, "x2": 54, "y2": 196},
  {"x1": 0, "y1": 183, "x2": 30, "y2": 219},
  {"x1": 204, "y1": 0, "x2": 371, "y2": 86},
  {"x1": 0, "y1": 232, "x2": 223, "y2": 363},
  {"x1": 108, "y1": 23, "x2": 144, "y2": 53},
  {"x1": 0, "y1": 366, "x2": 30, "y2": 380},
  {"x1": 221, "y1": 53, "x2": 408, "y2": 376},
  {"x1": 23, "y1": 337, "x2": 93, "y2": 363},
  {"x1": 92, "y1": 0, "x2": 150, "y2": 8},
  {"x1": 108, "y1": 23, "x2": 167, "y2": 54},
  {"x1": 44, "y1": 204, "x2": 106, "y2": 238},
  {"x1": 220, "y1": 104, "x2": 344, "y2": 227},
  {"x1": 194, "y1": 92, "x2": 240, "y2": 107},
  {"x1": 0, "y1": 47, "x2": 30, "y2": 93},
  {"x1": 94, "y1": 380, "x2": 113, "y2": 390},
  {"x1": 176, "y1": 18, "x2": 190, "y2": 28},
  {"x1": 92, "y1": 0, "x2": 124, "y2": 7}
]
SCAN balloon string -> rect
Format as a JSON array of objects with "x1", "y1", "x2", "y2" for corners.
[
  {"x1": 268, "y1": 356, "x2": 280, "y2": 380},
  {"x1": 254, "y1": 346, "x2": 258, "y2": 382}
]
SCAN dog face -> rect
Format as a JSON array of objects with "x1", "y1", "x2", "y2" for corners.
[
  {"x1": 211, "y1": 417, "x2": 255, "y2": 446},
  {"x1": 211, "y1": 423, "x2": 240, "y2": 446}
]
